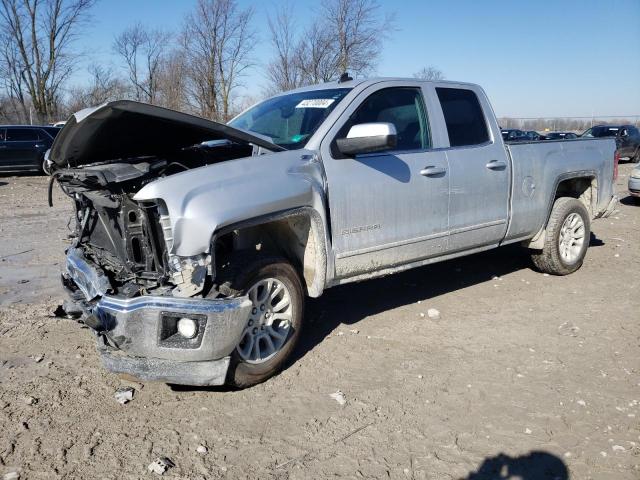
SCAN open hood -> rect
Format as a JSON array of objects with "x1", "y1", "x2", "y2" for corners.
[{"x1": 49, "y1": 100, "x2": 283, "y2": 168}]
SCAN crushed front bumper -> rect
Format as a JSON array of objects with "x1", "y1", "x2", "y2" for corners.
[{"x1": 63, "y1": 248, "x2": 252, "y2": 386}]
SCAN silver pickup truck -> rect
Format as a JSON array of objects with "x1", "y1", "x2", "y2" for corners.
[{"x1": 50, "y1": 78, "x2": 618, "y2": 387}]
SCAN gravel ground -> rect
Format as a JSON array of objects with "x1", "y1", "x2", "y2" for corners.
[{"x1": 0, "y1": 165, "x2": 638, "y2": 479}]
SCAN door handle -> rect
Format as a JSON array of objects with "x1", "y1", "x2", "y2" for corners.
[
  {"x1": 420, "y1": 166, "x2": 446, "y2": 177},
  {"x1": 486, "y1": 160, "x2": 507, "y2": 170}
]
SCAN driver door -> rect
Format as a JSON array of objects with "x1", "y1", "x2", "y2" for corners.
[{"x1": 320, "y1": 85, "x2": 450, "y2": 280}]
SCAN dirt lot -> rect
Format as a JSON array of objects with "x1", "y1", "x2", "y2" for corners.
[{"x1": 0, "y1": 165, "x2": 638, "y2": 479}]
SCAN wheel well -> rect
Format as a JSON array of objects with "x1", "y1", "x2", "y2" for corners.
[
  {"x1": 554, "y1": 176, "x2": 597, "y2": 215},
  {"x1": 213, "y1": 212, "x2": 326, "y2": 297},
  {"x1": 526, "y1": 176, "x2": 596, "y2": 250}
]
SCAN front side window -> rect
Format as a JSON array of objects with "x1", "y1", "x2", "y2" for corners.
[
  {"x1": 229, "y1": 88, "x2": 350, "y2": 150},
  {"x1": 436, "y1": 87, "x2": 490, "y2": 147},
  {"x1": 337, "y1": 87, "x2": 430, "y2": 152}
]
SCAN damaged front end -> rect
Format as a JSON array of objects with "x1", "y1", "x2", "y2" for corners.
[{"x1": 52, "y1": 101, "x2": 278, "y2": 385}]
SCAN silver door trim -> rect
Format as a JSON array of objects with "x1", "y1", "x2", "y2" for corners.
[{"x1": 449, "y1": 219, "x2": 507, "y2": 236}]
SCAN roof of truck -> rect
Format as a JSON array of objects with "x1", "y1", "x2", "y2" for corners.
[{"x1": 279, "y1": 77, "x2": 480, "y2": 96}]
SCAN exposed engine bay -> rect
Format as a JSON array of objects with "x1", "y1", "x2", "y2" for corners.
[{"x1": 55, "y1": 142, "x2": 253, "y2": 299}]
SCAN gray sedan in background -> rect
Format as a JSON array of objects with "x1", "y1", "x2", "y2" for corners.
[{"x1": 629, "y1": 164, "x2": 640, "y2": 203}]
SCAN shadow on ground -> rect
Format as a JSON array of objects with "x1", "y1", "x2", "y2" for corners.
[
  {"x1": 620, "y1": 194, "x2": 639, "y2": 206},
  {"x1": 463, "y1": 451, "x2": 568, "y2": 479},
  {"x1": 292, "y1": 237, "x2": 606, "y2": 367},
  {"x1": 0, "y1": 181, "x2": 7, "y2": 186}
]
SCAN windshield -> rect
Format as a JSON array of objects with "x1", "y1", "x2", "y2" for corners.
[{"x1": 229, "y1": 88, "x2": 351, "y2": 149}]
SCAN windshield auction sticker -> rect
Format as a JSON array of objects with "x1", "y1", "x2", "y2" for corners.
[{"x1": 295, "y1": 99, "x2": 335, "y2": 109}]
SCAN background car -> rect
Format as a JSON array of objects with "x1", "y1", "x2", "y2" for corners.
[
  {"x1": 581, "y1": 125, "x2": 640, "y2": 163},
  {"x1": 525, "y1": 130, "x2": 542, "y2": 140},
  {"x1": 0, "y1": 125, "x2": 61, "y2": 173},
  {"x1": 501, "y1": 128, "x2": 529, "y2": 142},
  {"x1": 629, "y1": 164, "x2": 640, "y2": 203},
  {"x1": 544, "y1": 132, "x2": 578, "y2": 140}
]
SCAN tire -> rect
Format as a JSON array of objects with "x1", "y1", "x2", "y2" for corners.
[
  {"x1": 215, "y1": 251, "x2": 304, "y2": 388},
  {"x1": 632, "y1": 149, "x2": 640, "y2": 163},
  {"x1": 530, "y1": 197, "x2": 591, "y2": 275}
]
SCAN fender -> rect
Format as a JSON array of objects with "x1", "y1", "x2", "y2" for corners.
[{"x1": 133, "y1": 149, "x2": 331, "y2": 287}]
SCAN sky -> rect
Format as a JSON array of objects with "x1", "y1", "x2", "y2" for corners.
[{"x1": 77, "y1": 0, "x2": 640, "y2": 118}]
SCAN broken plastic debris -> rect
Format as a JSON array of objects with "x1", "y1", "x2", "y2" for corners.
[
  {"x1": 524, "y1": 428, "x2": 532, "y2": 434},
  {"x1": 612, "y1": 445, "x2": 625, "y2": 452},
  {"x1": 577, "y1": 399, "x2": 586, "y2": 407},
  {"x1": 196, "y1": 445, "x2": 208, "y2": 454},
  {"x1": 329, "y1": 391, "x2": 346, "y2": 406},
  {"x1": 427, "y1": 308, "x2": 440, "y2": 320},
  {"x1": 147, "y1": 457, "x2": 174, "y2": 475},
  {"x1": 3, "y1": 472, "x2": 20, "y2": 480},
  {"x1": 114, "y1": 387, "x2": 135, "y2": 405}
]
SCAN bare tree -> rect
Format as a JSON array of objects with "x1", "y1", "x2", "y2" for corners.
[
  {"x1": 156, "y1": 46, "x2": 189, "y2": 111},
  {"x1": 265, "y1": 3, "x2": 303, "y2": 94},
  {"x1": 182, "y1": 0, "x2": 256, "y2": 121},
  {"x1": 413, "y1": 66, "x2": 445, "y2": 81},
  {"x1": 295, "y1": 22, "x2": 337, "y2": 84},
  {"x1": 65, "y1": 64, "x2": 129, "y2": 113},
  {"x1": 323, "y1": 0, "x2": 393, "y2": 77},
  {"x1": 113, "y1": 23, "x2": 170, "y2": 104},
  {"x1": 267, "y1": 0, "x2": 394, "y2": 91},
  {"x1": 0, "y1": 0, "x2": 95, "y2": 123}
]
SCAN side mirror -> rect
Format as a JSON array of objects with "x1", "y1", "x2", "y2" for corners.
[{"x1": 336, "y1": 123, "x2": 397, "y2": 156}]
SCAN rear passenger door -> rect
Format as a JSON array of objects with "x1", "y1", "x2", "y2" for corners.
[
  {"x1": 3, "y1": 128, "x2": 43, "y2": 169},
  {"x1": 434, "y1": 86, "x2": 510, "y2": 252}
]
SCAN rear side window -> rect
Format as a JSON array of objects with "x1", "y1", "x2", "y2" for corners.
[
  {"x1": 6, "y1": 128, "x2": 39, "y2": 141},
  {"x1": 436, "y1": 88, "x2": 489, "y2": 147}
]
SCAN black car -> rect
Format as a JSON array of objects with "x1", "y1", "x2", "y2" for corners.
[
  {"x1": 0, "y1": 125, "x2": 61, "y2": 173},
  {"x1": 581, "y1": 125, "x2": 640, "y2": 162},
  {"x1": 501, "y1": 129, "x2": 529, "y2": 142},
  {"x1": 544, "y1": 132, "x2": 578, "y2": 140},
  {"x1": 525, "y1": 130, "x2": 542, "y2": 140}
]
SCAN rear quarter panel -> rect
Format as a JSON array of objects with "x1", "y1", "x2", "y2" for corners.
[{"x1": 505, "y1": 138, "x2": 615, "y2": 241}]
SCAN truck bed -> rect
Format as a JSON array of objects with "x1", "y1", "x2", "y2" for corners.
[{"x1": 504, "y1": 137, "x2": 616, "y2": 243}]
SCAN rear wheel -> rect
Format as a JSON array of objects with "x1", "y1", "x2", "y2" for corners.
[
  {"x1": 215, "y1": 252, "x2": 304, "y2": 388},
  {"x1": 530, "y1": 197, "x2": 591, "y2": 275}
]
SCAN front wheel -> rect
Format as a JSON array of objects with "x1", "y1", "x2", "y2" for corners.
[
  {"x1": 530, "y1": 197, "x2": 591, "y2": 275},
  {"x1": 216, "y1": 252, "x2": 304, "y2": 388}
]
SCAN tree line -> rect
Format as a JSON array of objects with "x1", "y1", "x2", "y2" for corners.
[
  {"x1": 499, "y1": 117, "x2": 640, "y2": 132},
  {"x1": 0, "y1": 0, "x2": 443, "y2": 125}
]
